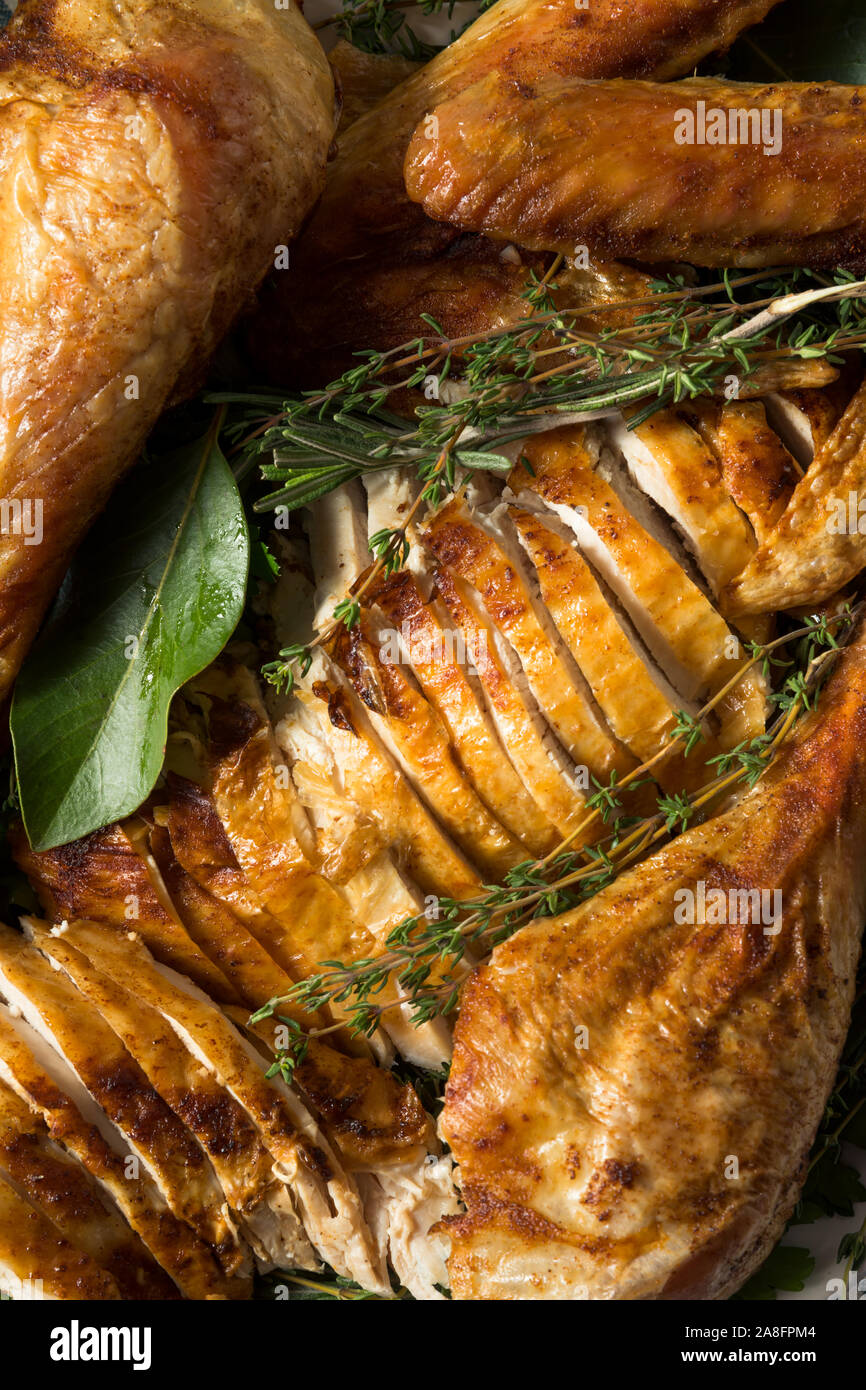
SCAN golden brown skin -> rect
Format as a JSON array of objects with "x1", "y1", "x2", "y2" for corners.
[
  {"x1": 0, "y1": 0, "x2": 334, "y2": 699},
  {"x1": 249, "y1": 0, "x2": 781, "y2": 382},
  {"x1": 443, "y1": 621, "x2": 866, "y2": 1299},
  {"x1": 0, "y1": 1176, "x2": 123, "y2": 1301},
  {"x1": 0, "y1": 1005, "x2": 236, "y2": 1299},
  {"x1": 15, "y1": 800, "x2": 435, "y2": 1172},
  {"x1": 406, "y1": 74, "x2": 866, "y2": 269},
  {"x1": 724, "y1": 377, "x2": 866, "y2": 615},
  {"x1": 0, "y1": 1076, "x2": 176, "y2": 1300},
  {"x1": 11, "y1": 821, "x2": 239, "y2": 1003}
]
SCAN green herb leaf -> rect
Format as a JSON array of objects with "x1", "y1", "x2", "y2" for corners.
[
  {"x1": 11, "y1": 418, "x2": 249, "y2": 851},
  {"x1": 732, "y1": 1245, "x2": 815, "y2": 1301}
]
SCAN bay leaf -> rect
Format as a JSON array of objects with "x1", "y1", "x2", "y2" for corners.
[{"x1": 11, "y1": 420, "x2": 249, "y2": 851}]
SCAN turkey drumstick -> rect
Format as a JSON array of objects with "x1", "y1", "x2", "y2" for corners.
[{"x1": 0, "y1": 0, "x2": 334, "y2": 700}]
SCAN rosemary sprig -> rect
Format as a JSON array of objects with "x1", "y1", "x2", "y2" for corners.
[
  {"x1": 251, "y1": 609, "x2": 855, "y2": 1078},
  {"x1": 219, "y1": 265, "x2": 866, "y2": 696},
  {"x1": 213, "y1": 266, "x2": 866, "y2": 517}
]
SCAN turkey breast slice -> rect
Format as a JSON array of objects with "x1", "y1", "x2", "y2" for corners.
[
  {"x1": 511, "y1": 425, "x2": 767, "y2": 749},
  {"x1": 51, "y1": 918, "x2": 391, "y2": 1296},
  {"x1": 422, "y1": 496, "x2": 636, "y2": 783},
  {"x1": 0, "y1": 1074, "x2": 172, "y2": 1299},
  {"x1": 0, "y1": 1002, "x2": 239, "y2": 1299},
  {"x1": 371, "y1": 568, "x2": 558, "y2": 856},
  {"x1": 0, "y1": 1173, "x2": 122, "y2": 1301},
  {"x1": 607, "y1": 409, "x2": 756, "y2": 594},
  {"x1": 331, "y1": 606, "x2": 528, "y2": 879},
  {"x1": 27, "y1": 920, "x2": 304, "y2": 1272},
  {"x1": 0, "y1": 921, "x2": 242, "y2": 1272}
]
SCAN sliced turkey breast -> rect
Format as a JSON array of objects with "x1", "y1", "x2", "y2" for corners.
[
  {"x1": 511, "y1": 426, "x2": 767, "y2": 748},
  {"x1": 0, "y1": 1075, "x2": 171, "y2": 1299},
  {"x1": 331, "y1": 608, "x2": 528, "y2": 879},
  {"x1": 683, "y1": 399, "x2": 799, "y2": 544},
  {"x1": 57, "y1": 919, "x2": 391, "y2": 1295},
  {"x1": 186, "y1": 666, "x2": 456, "y2": 1064},
  {"x1": 151, "y1": 812, "x2": 439, "y2": 1166},
  {"x1": 27, "y1": 921, "x2": 304, "y2": 1271},
  {"x1": 607, "y1": 410, "x2": 757, "y2": 594},
  {"x1": 0, "y1": 1173, "x2": 121, "y2": 1301},
  {"x1": 431, "y1": 565, "x2": 589, "y2": 839},
  {"x1": 0, "y1": 1002, "x2": 240, "y2": 1299},
  {"x1": 423, "y1": 497, "x2": 636, "y2": 784},
  {"x1": 372, "y1": 569, "x2": 559, "y2": 856},
  {"x1": 12, "y1": 821, "x2": 237, "y2": 1003},
  {"x1": 725, "y1": 377, "x2": 866, "y2": 615},
  {"x1": 508, "y1": 504, "x2": 714, "y2": 792},
  {"x1": 0, "y1": 922, "x2": 242, "y2": 1272}
]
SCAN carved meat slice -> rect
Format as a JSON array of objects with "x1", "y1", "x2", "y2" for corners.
[
  {"x1": 607, "y1": 410, "x2": 756, "y2": 594},
  {"x1": 508, "y1": 505, "x2": 712, "y2": 791},
  {"x1": 423, "y1": 498, "x2": 637, "y2": 784},
  {"x1": 0, "y1": 1003, "x2": 241, "y2": 1299},
  {"x1": 511, "y1": 427, "x2": 767, "y2": 748},
  {"x1": 27, "y1": 921, "x2": 305, "y2": 1271},
  {"x1": 0, "y1": 1174, "x2": 121, "y2": 1301},
  {"x1": 0, "y1": 1076, "x2": 172, "y2": 1299},
  {"x1": 683, "y1": 399, "x2": 799, "y2": 544},
  {"x1": 275, "y1": 670, "x2": 482, "y2": 903},
  {"x1": 51, "y1": 919, "x2": 391, "y2": 1295},
  {"x1": 154, "y1": 803, "x2": 438, "y2": 1169},
  {"x1": 725, "y1": 378, "x2": 866, "y2": 615},
  {"x1": 372, "y1": 569, "x2": 559, "y2": 856},
  {"x1": 0, "y1": 922, "x2": 245, "y2": 1274},
  {"x1": 332, "y1": 610, "x2": 528, "y2": 879},
  {"x1": 11, "y1": 821, "x2": 236, "y2": 1003},
  {"x1": 443, "y1": 619, "x2": 866, "y2": 1299},
  {"x1": 763, "y1": 385, "x2": 852, "y2": 468},
  {"x1": 431, "y1": 563, "x2": 592, "y2": 839},
  {"x1": 188, "y1": 665, "x2": 456, "y2": 1065}
]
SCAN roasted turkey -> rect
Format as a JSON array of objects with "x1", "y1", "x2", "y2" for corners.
[
  {"x1": 405, "y1": 73, "x2": 866, "y2": 269},
  {"x1": 249, "y1": 0, "x2": 784, "y2": 382},
  {"x1": 2, "y1": 0, "x2": 866, "y2": 1308},
  {"x1": 442, "y1": 614, "x2": 866, "y2": 1299},
  {"x1": 0, "y1": 0, "x2": 335, "y2": 701}
]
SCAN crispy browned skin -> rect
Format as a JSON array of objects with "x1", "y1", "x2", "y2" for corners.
[
  {"x1": 0, "y1": 0, "x2": 334, "y2": 699},
  {"x1": 443, "y1": 621, "x2": 866, "y2": 1300},
  {"x1": 724, "y1": 377, "x2": 866, "y2": 614},
  {"x1": 249, "y1": 0, "x2": 781, "y2": 381},
  {"x1": 0, "y1": 922, "x2": 245, "y2": 1276},
  {"x1": 154, "y1": 804, "x2": 434, "y2": 1168},
  {"x1": 0, "y1": 1005, "x2": 237, "y2": 1299},
  {"x1": 11, "y1": 821, "x2": 238, "y2": 1003},
  {"x1": 406, "y1": 73, "x2": 866, "y2": 269},
  {"x1": 0, "y1": 1077, "x2": 175, "y2": 1299},
  {"x1": 307, "y1": 0, "x2": 784, "y2": 267},
  {"x1": 16, "y1": 794, "x2": 433, "y2": 1170},
  {"x1": 0, "y1": 1176, "x2": 122, "y2": 1300}
]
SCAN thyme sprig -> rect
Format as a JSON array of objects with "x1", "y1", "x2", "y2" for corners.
[
  {"x1": 313, "y1": 0, "x2": 462, "y2": 59},
  {"x1": 217, "y1": 265, "x2": 866, "y2": 696},
  {"x1": 214, "y1": 266, "x2": 866, "y2": 520},
  {"x1": 252, "y1": 608, "x2": 856, "y2": 1079}
]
